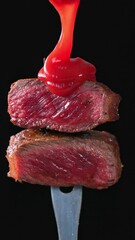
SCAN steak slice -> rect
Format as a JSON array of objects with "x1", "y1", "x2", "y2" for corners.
[
  {"x1": 6, "y1": 129, "x2": 122, "y2": 189},
  {"x1": 8, "y1": 78, "x2": 121, "y2": 132}
]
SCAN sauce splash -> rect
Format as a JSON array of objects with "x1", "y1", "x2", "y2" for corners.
[{"x1": 38, "y1": 0, "x2": 96, "y2": 96}]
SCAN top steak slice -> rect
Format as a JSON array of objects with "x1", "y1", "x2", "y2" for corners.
[
  {"x1": 6, "y1": 129, "x2": 122, "y2": 189},
  {"x1": 8, "y1": 78, "x2": 121, "y2": 132}
]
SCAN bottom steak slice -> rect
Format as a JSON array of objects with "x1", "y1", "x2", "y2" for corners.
[{"x1": 6, "y1": 129, "x2": 122, "y2": 189}]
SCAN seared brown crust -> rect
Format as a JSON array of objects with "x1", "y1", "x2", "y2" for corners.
[{"x1": 6, "y1": 129, "x2": 122, "y2": 189}]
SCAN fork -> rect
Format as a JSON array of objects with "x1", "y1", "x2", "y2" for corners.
[{"x1": 51, "y1": 186, "x2": 83, "y2": 240}]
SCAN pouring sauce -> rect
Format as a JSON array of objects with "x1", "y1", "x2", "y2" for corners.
[{"x1": 38, "y1": 0, "x2": 96, "y2": 96}]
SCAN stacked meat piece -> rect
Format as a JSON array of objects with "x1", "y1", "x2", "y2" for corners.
[{"x1": 6, "y1": 78, "x2": 122, "y2": 189}]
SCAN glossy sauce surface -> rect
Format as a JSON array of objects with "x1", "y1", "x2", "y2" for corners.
[{"x1": 38, "y1": 0, "x2": 96, "y2": 96}]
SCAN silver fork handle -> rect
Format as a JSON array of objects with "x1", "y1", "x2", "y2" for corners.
[{"x1": 51, "y1": 186, "x2": 82, "y2": 240}]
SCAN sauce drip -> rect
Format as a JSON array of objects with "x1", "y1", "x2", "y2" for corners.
[{"x1": 38, "y1": 0, "x2": 96, "y2": 96}]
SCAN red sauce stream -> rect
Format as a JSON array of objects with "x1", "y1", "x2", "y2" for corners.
[{"x1": 38, "y1": 0, "x2": 96, "y2": 96}]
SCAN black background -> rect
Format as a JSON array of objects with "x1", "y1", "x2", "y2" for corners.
[{"x1": 0, "y1": 0, "x2": 133, "y2": 239}]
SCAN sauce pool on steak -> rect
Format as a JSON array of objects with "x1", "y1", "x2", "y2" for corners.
[{"x1": 38, "y1": 0, "x2": 96, "y2": 96}]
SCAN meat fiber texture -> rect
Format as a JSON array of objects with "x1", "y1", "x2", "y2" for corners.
[
  {"x1": 8, "y1": 78, "x2": 121, "y2": 133},
  {"x1": 6, "y1": 129, "x2": 122, "y2": 189}
]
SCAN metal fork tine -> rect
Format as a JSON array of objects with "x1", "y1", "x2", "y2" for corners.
[{"x1": 51, "y1": 186, "x2": 83, "y2": 240}]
